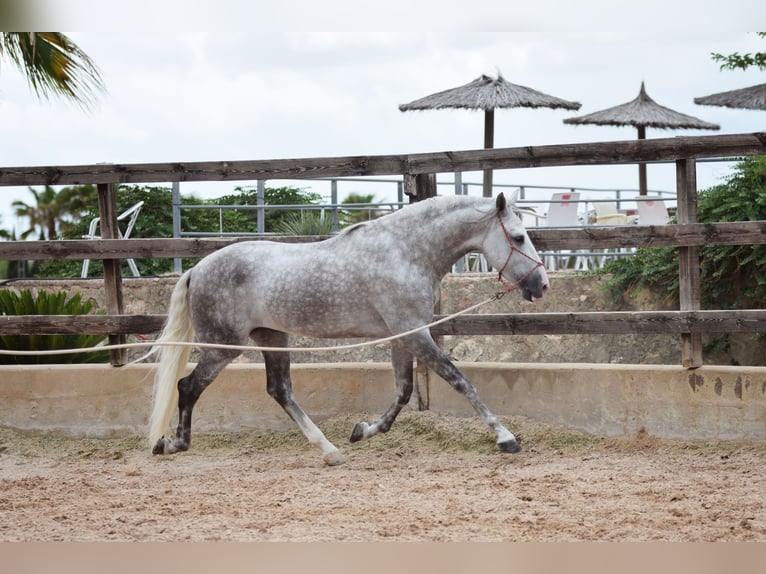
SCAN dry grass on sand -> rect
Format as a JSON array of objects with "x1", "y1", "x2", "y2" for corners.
[{"x1": 1, "y1": 411, "x2": 765, "y2": 541}]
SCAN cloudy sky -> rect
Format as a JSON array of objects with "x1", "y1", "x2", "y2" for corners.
[{"x1": 1, "y1": 23, "x2": 765, "y2": 227}]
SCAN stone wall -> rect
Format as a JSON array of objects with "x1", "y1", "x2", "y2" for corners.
[{"x1": 3, "y1": 272, "x2": 762, "y2": 365}]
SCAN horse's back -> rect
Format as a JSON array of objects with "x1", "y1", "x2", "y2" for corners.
[{"x1": 187, "y1": 236, "x2": 431, "y2": 339}]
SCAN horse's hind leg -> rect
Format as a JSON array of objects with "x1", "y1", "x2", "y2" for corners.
[
  {"x1": 255, "y1": 329, "x2": 344, "y2": 466},
  {"x1": 350, "y1": 341, "x2": 413, "y2": 443},
  {"x1": 153, "y1": 347, "x2": 240, "y2": 455},
  {"x1": 402, "y1": 332, "x2": 521, "y2": 454}
]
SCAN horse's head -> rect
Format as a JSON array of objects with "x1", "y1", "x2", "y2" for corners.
[{"x1": 483, "y1": 191, "x2": 549, "y2": 301}]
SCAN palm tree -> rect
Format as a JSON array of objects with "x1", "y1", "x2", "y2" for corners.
[
  {"x1": 341, "y1": 193, "x2": 385, "y2": 225},
  {"x1": 12, "y1": 186, "x2": 71, "y2": 240},
  {"x1": 0, "y1": 32, "x2": 105, "y2": 107}
]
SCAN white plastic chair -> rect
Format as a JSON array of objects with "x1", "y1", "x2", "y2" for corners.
[
  {"x1": 546, "y1": 192, "x2": 581, "y2": 227},
  {"x1": 594, "y1": 202, "x2": 636, "y2": 225},
  {"x1": 637, "y1": 198, "x2": 669, "y2": 225},
  {"x1": 543, "y1": 192, "x2": 590, "y2": 271},
  {"x1": 81, "y1": 201, "x2": 144, "y2": 278}
]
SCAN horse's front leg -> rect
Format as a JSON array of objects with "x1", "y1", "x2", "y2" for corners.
[
  {"x1": 350, "y1": 341, "x2": 413, "y2": 443},
  {"x1": 402, "y1": 332, "x2": 522, "y2": 454}
]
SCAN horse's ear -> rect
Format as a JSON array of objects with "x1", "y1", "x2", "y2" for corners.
[{"x1": 495, "y1": 192, "x2": 506, "y2": 212}]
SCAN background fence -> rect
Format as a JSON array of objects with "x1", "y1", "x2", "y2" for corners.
[{"x1": 1, "y1": 131, "x2": 766, "y2": 367}]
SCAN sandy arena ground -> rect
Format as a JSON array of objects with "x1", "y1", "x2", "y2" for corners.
[{"x1": 1, "y1": 411, "x2": 765, "y2": 542}]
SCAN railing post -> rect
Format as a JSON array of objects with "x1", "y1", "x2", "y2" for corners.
[
  {"x1": 256, "y1": 180, "x2": 265, "y2": 234},
  {"x1": 676, "y1": 158, "x2": 703, "y2": 368},
  {"x1": 96, "y1": 182, "x2": 127, "y2": 366},
  {"x1": 330, "y1": 179, "x2": 339, "y2": 231},
  {"x1": 454, "y1": 171, "x2": 462, "y2": 195}
]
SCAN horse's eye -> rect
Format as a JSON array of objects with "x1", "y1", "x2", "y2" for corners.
[{"x1": 512, "y1": 234, "x2": 525, "y2": 244}]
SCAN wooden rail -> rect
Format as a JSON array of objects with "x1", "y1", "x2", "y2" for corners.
[
  {"x1": 3, "y1": 310, "x2": 766, "y2": 337},
  {"x1": 1, "y1": 132, "x2": 764, "y2": 185},
  {"x1": 2, "y1": 131, "x2": 766, "y2": 367},
  {"x1": 2, "y1": 220, "x2": 766, "y2": 261}
]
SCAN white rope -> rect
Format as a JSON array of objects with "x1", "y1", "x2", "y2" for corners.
[{"x1": 0, "y1": 292, "x2": 506, "y2": 358}]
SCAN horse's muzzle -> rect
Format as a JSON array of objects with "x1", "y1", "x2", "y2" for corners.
[{"x1": 520, "y1": 267, "x2": 549, "y2": 302}]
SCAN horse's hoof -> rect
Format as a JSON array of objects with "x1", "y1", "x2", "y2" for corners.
[
  {"x1": 151, "y1": 437, "x2": 168, "y2": 455},
  {"x1": 323, "y1": 450, "x2": 346, "y2": 466},
  {"x1": 152, "y1": 436, "x2": 185, "y2": 455},
  {"x1": 349, "y1": 422, "x2": 368, "y2": 443},
  {"x1": 498, "y1": 439, "x2": 522, "y2": 454}
]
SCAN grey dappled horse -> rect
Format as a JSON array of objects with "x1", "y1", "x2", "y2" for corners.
[{"x1": 148, "y1": 191, "x2": 549, "y2": 465}]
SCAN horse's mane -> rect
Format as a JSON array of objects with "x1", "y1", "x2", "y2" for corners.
[{"x1": 337, "y1": 195, "x2": 495, "y2": 236}]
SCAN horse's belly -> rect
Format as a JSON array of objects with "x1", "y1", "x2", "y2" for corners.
[{"x1": 268, "y1": 302, "x2": 390, "y2": 339}]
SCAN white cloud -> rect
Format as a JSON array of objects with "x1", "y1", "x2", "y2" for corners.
[{"x1": 1, "y1": 30, "x2": 765, "y2": 227}]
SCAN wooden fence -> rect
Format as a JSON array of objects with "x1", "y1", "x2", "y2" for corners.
[{"x1": 2, "y1": 131, "x2": 766, "y2": 367}]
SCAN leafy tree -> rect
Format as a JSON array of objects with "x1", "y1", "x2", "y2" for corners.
[
  {"x1": 0, "y1": 32, "x2": 105, "y2": 107},
  {"x1": 215, "y1": 185, "x2": 323, "y2": 233},
  {"x1": 33, "y1": 184, "x2": 324, "y2": 277},
  {"x1": 38, "y1": 185, "x2": 180, "y2": 277},
  {"x1": 711, "y1": 32, "x2": 766, "y2": 71}
]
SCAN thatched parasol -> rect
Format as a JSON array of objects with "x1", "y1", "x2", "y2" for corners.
[
  {"x1": 564, "y1": 82, "x2": 720, "y2": 194},
  {"x1": 694, "y1": 83, "x2": 766, "y2": 110},
  {"x1": 399, "y1": 73, "x2": 581, "y2": 197}
]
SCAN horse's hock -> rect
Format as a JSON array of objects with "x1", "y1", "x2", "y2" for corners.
[{"x1": 2, "y1": 273, "x2": 766, "y2": 442}]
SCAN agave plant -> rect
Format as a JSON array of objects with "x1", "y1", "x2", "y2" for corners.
[
  {"x1": 0, "y1": 289, "x2": 109, "y2": 364},
  {"x1": 276, "y1": 211, "x2": 335, "y2": 236}
]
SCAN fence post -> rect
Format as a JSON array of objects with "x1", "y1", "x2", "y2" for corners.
[
  {"x1": 96, "y1": 183, "x2": 127, "y2": 366},
  {"x1": 403, "y1": 173, "x2": 439, "y2": 410},
  {"x1": 171, "y1": 182, "x2": 182, "y2": 274},
  {"x1": 676, "y1": 159, "x2": 703, "y2": 368}
]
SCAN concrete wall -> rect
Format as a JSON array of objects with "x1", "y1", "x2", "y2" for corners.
[{"x1": 2, "y1": 363, "x2": 765, "y2": 441}]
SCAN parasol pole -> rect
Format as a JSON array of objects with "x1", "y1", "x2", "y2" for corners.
[
  {"x1": 637, "y1": 124, "x2": 647, "y2": 195},
  {"x1": 483, "y1": 109, "x2": 494, "y2": 197}
]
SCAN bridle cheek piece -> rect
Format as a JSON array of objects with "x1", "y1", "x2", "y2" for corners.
[{"x1": 494, "y1": 213, "x2": 545, "y2": 299}]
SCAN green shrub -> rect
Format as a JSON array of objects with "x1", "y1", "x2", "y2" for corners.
[
  {"x1": 603, "y1": 156, "x2": 766, "y2": 310},
  {"x1": 276, "y1": 211, "x2": 335, "y2": 236},
  {"x1": 0, "y1": 289, "x2": 109, "y2": 364}
]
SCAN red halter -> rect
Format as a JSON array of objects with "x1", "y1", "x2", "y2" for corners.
[{"x1": 494, "y1": 212, "x2": 545, "y2": 298}]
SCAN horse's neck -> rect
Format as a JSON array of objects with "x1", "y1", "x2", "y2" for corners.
[{"x1": 399, "y1": 197, "x2": 491, "y2": 275}]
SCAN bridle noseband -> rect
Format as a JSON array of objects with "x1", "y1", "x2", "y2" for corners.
[{"x1": 494, "y1": 212, "x2": 545, "y2": 298}]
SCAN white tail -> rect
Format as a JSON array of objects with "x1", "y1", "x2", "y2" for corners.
[{"x1": 148, "y1": 269, "x2": 195, "y2": 448}]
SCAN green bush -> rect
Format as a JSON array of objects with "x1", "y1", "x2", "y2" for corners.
[
  {"x1": 603, "y1": 156, "x2": 766, "y2": 310},
  {"x1": 0, "y1": 289, "x2": 109, "y2": 364}
]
